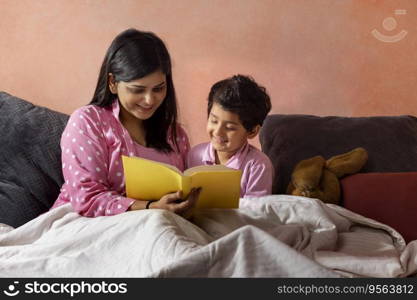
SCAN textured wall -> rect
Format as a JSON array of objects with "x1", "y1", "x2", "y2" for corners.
[{"x1": 1, "y1": 0, "x2": 416, "y2": 147}]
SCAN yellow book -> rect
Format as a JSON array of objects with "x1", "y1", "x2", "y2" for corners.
[{"x1": 122, "y1": 155, "x2": 242, "y2": 209}]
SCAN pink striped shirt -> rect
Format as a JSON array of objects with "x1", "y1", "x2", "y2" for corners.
[
  {"x1": 51, "y1": 100, "x2": 190, "y2": 216},
  {"x1": 187, "y1": 142, "x2": 274, "y2": 198}
]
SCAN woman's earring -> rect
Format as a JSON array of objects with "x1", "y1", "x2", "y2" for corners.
[
  {"x1": 108, "y1": 73, "x2": 118, "y2": 94},
  {"x1": 109, "y1": 82, "x2": 117, "y2": 94}
]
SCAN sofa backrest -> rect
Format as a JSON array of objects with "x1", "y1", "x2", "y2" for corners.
[
  {"x1": 0, "y1": 92, "x2": 69, "y2": 227},
  {"x1": 259, "y1": 114, "x2": 417, "y2": 195}
]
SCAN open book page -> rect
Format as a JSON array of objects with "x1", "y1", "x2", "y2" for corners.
[
  {"x1": 125, "y1": 155, "x2": 182, "y2": 174},
  {"x1": 122, "y1": 155, "x2": 183, "y2": 200},
  {"x1": 187, "y1": 167, "x2": 242, "y2": 209}
]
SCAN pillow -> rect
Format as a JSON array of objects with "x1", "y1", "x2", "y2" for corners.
[
  {"x1": 341, "y1": 172, "x2": 417, "y2": 243},
  {"x1": 0, "y1": 92, "x2": 69, "y2": 227},
  {"x1": 259, "y1": 114, "x2": 417, "y2": 194}
]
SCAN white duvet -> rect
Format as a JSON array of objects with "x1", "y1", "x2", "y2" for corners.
[{"x1": 1, "y1": 195, "x2": 416, "y2": 277}]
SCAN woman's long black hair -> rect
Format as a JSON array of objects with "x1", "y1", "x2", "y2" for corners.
[{"x1": 90, "y1": 28, "x2": 178, "y2": 152}]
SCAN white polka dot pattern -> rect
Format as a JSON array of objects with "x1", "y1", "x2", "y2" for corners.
[{"x1": 51, "y1": 102, "x2": 190, "y2": 217}]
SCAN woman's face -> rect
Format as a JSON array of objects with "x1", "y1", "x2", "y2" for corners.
[{"x1": 110, "y1": 70, "x2": 167, "y2": 123}]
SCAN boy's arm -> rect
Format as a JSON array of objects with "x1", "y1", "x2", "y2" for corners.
[{"x1": 243, "y1": 158, "x2": 274, "y2": 197}]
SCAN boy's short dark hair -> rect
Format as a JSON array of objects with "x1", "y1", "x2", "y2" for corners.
[{"x1": 208, "y1": 75, "x2": 271, "y2": 132}]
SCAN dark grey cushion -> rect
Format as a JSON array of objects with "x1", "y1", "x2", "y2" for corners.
[
  {"x1": 260, "y1": 114, "x2": 417, "y2": 194},
  {"x1": 0, "y1": 92, "x2": 69, "y2": 227}
]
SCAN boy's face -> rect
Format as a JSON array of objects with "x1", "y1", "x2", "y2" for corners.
[{"x1": 207, "y1": 102, "x2": 253, "y2": 156}]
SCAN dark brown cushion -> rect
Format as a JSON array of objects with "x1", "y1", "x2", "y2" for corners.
[{"x1": 259, "y1": 114, "x2": 417, "y2": 194}]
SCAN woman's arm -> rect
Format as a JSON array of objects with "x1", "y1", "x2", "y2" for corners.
[
  {"x1": 129, "y1": 188, "x2": 201, "y2": 217},
  {"x1": 61, "y1": 107, "x2": 134, "y2": 216}
]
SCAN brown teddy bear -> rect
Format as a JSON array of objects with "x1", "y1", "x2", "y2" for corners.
[{"x1": 286, "y1": 147, "x2": 368, "y2": 205}]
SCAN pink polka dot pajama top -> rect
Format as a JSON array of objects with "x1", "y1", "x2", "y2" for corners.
[{"x1": 51, "y1": 100, "x2": 190, "y2": 217}]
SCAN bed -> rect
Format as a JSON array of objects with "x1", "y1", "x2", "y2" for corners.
[{"x1": 1, "y1": 91, "x2": 416, "y2": 277}]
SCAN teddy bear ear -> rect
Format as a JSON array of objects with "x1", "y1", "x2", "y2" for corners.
[{"x1": 325, "y1": 147, "x2": 368, "y2": 178}]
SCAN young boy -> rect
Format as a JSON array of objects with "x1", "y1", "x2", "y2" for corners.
[{"x1": 187, "y1": 75, "x2": 274, "y2": 198}]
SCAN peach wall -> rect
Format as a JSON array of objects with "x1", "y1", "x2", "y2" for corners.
[{"x1": 1, "y1": 0, "x2": 416, "y2": 148}]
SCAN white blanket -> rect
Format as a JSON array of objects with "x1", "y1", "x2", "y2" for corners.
[{"x1": 1, "y1": 195, "x2": 416, "y2": 277}]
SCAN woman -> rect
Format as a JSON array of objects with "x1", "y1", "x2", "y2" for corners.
[{"x1": 51, "y1": 28, "x2": 200, "y2": 217}]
